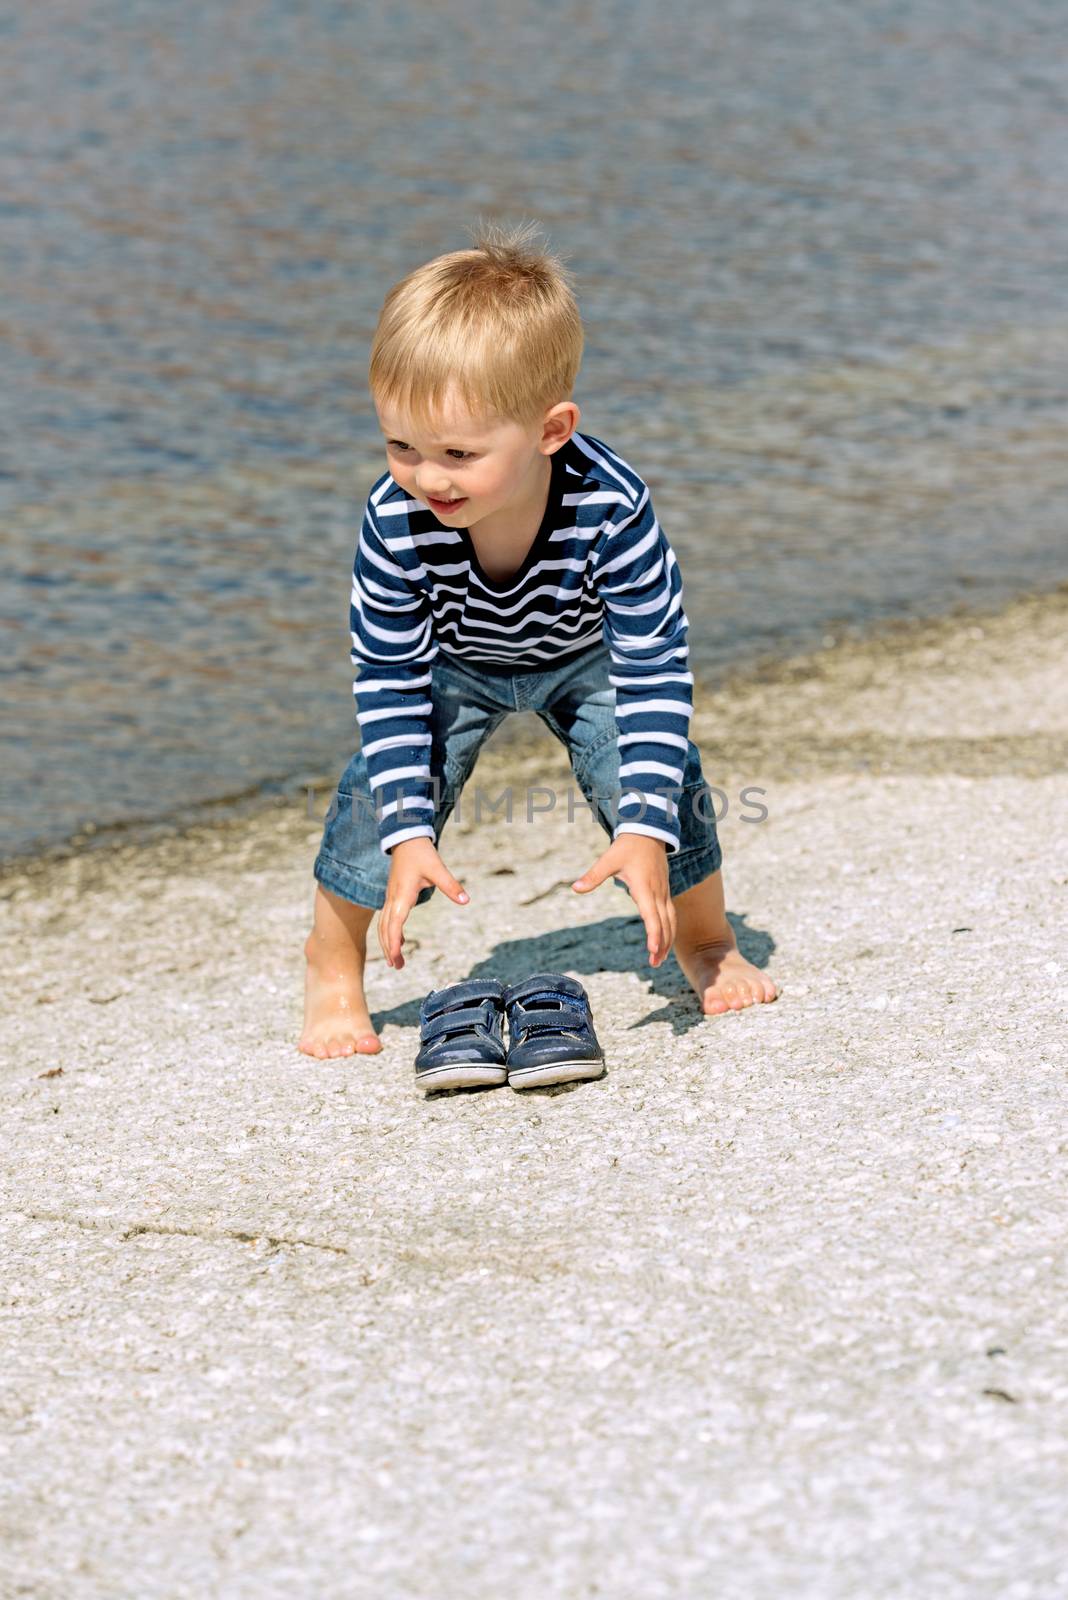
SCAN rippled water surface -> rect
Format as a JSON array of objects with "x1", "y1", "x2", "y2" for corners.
[{"x1": 4, "y1": 0, "x2": 1068, "y2": 857}]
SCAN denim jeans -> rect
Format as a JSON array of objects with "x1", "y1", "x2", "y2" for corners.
[{"x1": 313, "y1": 639, "x2": 722, "y2": 911}]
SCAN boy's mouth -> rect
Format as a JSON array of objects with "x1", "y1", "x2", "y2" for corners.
[{"x1": 426, "y1": 495, "x2": 467, "y2": 516}]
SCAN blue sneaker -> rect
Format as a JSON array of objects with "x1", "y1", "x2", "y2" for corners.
[
  {"x1": 503, "y1": 972, "x2": 606, "y2": 1089},
  {"x1": 415, "y1": 979, "x2": 508, "y2": 1092}
]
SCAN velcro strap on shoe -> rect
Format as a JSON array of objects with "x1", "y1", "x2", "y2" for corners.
[
  {"x1": 512, "y1": 1003, "x2": 589, "y2": 1040},
  {"x1": 505, "y1": 972, "x2": 584, "y2": 1007},
  {"x1": 422, "y1": 980, "x2": 503, "y2": 1021},
  {"x1": 421, "y1": 999, "x2": 497, "y2": 1044}
]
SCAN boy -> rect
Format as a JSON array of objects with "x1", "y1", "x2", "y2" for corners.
[{"x1": 300, "y1": 222, "x2": 778, "y2": 1060}]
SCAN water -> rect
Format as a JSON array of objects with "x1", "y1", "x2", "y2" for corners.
[{"x1": 4, "y1": 0, "x2": 1068, "y2": 859}]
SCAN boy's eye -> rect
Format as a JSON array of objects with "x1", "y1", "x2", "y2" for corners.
[{"x1": 387, "y1": 440, "x2": 474, "y2": 461}]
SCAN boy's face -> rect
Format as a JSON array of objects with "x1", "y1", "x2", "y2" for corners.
[{"x1": 374, "y1": 386, "x2": 574, "y2": 528}]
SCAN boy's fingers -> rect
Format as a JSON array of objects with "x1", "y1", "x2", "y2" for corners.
[
  {"x1": 381, "y1": 863, "x2": 466, "y2": 970},
  {"x1": 377, "y1": 903, "x2": 398, "y2": 967},
  {"x1": 651, "y1": 909, "x2": 670, "y2": 965},
  {"x1": 663, "y1": 897, "x2": 678, "y2": 956},
  {"x1": 653, "y1": 902, "x2": 674, "y2": 966},
  {"x1": 379, "y1": 893, "x2": 413, "y2": 968},
  {"x1": 431, "y1": 864, "x2": 469, "y2": 904},
  {"x1": 630, "y1": 886, "x2": 655, "y2": 957},
  {"x1": 634, "y1": 887, "x2": 670, "y2": 966},
  {"x1": 572, "y1": 851, "x2": 615, "y2": 893}
]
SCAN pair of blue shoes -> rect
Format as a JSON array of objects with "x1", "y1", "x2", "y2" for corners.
[{"x1": 415, "y1": 973, "x2": 605, "y2": 1093}]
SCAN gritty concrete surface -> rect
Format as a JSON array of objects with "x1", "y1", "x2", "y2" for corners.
[{"x1": 2, "y1": 586, "x2": 1067, "y2": 1599}]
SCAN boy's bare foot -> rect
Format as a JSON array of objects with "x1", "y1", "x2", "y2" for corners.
[
  {"x1": 672, "y1": 869, "x2": 779, "y2": 1016},
  {"x1": 674, "y1": 935, "x2": 780, "y2": 1014},
  {"x1": 299, "y1": 886, "x2": 382, "y2": 1059}
]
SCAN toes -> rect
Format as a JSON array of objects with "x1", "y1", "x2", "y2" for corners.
[
  {"x1": 742, "y1": 977, "x2": 776, "y2": 1003},
  {"x1": 301, "y1": 1031, "x2": 378, "y2": 1058},
  {"x1": 701, "y1": 969, "x2": 777, "y2": 1014},
  {"x1": 728, "y1": 972, "x2": 767, "y2": 1006}
]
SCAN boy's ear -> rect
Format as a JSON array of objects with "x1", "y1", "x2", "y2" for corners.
[{"x1": 542, "y1": 400, "x2": 579, "y2": 453}]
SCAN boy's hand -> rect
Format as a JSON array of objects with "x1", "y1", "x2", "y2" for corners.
[
  {"x1": 572, "y1": 834, "x2": 676, "y2": 966},
  {"x1": 379, "y1": 837, "x2": 469, "y2": 969}
]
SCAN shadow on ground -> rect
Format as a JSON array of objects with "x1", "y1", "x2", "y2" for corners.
[{"x1": 369, "y1": 911, "x2": 777, "y2": 1040}]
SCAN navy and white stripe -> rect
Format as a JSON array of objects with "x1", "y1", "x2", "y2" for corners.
[{"x1": 349, "y1": 429, "x2": 694, "y2": 854}]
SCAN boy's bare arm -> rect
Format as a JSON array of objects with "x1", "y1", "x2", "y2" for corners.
[
  {"x1": 572, "y1": 834, "x2": 676, "y2": 967},
  {"x1": 379, "y1": 837, "x2": 469, "y2": 969}
]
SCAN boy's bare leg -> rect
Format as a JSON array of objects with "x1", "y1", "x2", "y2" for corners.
[
  {"x1": 672, "y1": 867, "x2": 779, "y2": 1015},
  {"x1": 300, "y1": 884, "x2": 382, "y2": 1058}
]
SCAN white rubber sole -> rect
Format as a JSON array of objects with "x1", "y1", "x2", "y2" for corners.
[
  {"x1": 416, "y1": 1063, "x2": 508, "y2": 1092},
  {"x1": 507, "y1": 1058, "x2": 606, "y2": 1090}
]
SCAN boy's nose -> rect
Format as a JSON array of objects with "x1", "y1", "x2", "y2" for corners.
[{"x1": 417, "y1": 477, "x2": 454, "y2": 499}]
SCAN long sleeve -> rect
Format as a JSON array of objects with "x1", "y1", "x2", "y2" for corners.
[
  {"x1": 592, "y1": 484, "x2": 693, "y2": 852},
  {"x1": 349, "y1": 495, "x2": 439, "y2": 854}
]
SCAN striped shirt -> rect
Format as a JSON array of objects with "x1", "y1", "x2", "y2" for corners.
[{"x1": 349, "y1": 429, "x2": 694, "y2": 855}]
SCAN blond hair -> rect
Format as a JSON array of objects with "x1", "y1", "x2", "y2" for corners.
[{"x1": 368, "y1": 219, "x2": 583, "y2": 432}]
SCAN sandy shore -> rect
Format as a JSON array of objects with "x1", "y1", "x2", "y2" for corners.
[{"x1": 2, "y1": 584, "x2": 1067, "y2": 1597}]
